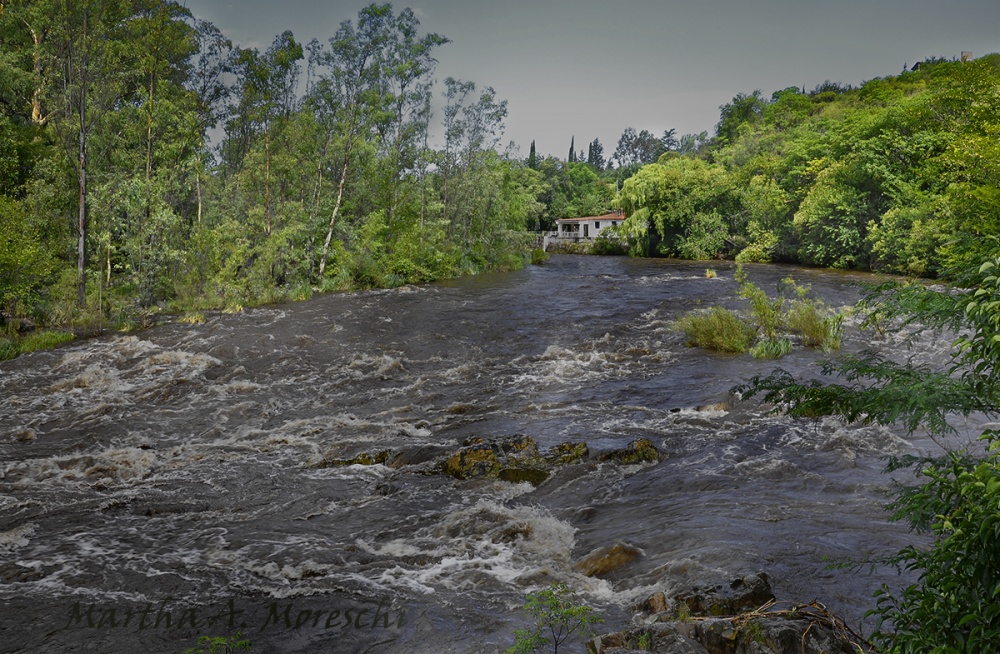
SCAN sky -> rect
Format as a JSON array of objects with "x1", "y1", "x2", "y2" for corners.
[{"x1": 182, "y1": 0, "x2": 1000, "y2": 159}]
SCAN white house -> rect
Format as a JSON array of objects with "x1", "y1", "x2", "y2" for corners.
[{"x1": 551, "y1": 212, "x2": 624, "y2": 243}]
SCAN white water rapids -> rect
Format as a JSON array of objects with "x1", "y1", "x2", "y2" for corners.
[{"x1": 0, "y1": 256, "x2": 961, "y2": 653}]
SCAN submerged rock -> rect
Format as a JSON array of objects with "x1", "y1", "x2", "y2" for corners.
[
  {"x1": 313, "y1": 450, "x2": 391, "y2": 468},
  {"x1": 439, "y1": 435, "x2": 586, "y2": 486},
  {"x1": 573, "y1": 541, "x2": 643, "y2": 577},
  {"x1": 546, "y1": 441, "x2": 590, "y2": 465},
  {"x1": 598, "y1": 438, "x2": 662, "y2": 465}
]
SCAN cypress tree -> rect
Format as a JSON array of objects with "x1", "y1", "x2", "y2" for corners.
[
  {"x1": 528, "y1": 140, "x2": 537, "y2": 169},
  {"x1": 568, "y1": 136, "x2": 575, "y2": 162}
]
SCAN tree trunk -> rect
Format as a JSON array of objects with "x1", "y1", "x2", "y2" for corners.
[
  {"x1": 29, "y1": 25, "x2": 45, "y2": 125},
  {"x1": 76, "y1": 8, "x2": 89, "y2": 308},
  {"x1": 318, "y1": 152, "x2": 351, "y2": 277},
  {"x1": 265, "y1": 132, "x2": 272, "y2": 235}
]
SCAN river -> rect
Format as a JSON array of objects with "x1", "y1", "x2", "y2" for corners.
[{"x1": 0, "y1": 255, "x2": 958, "y2": 653}]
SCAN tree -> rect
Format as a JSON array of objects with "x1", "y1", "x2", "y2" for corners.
[
  {"x1": 567, "y1": 135, "x2": 575, "y2": 163},
  {"x1": 527, "y1": 139, "x2": 536, "y2": 169},
  {"x1": 507, "y1": 584, "x2": 603, "y2": 654},
  {"x1": 715, "y1": 90, "x2": 766, "y2": 145},
  {"x1": 314, "y1": 3, "x2": 391, "y2": 277},
  {"x1": 586, "y1": 138, "x2": 605, "y2": 170},
  {"x1": 611, "y1": 127, "x2": 664, "y2": 168},
  {"x1": 660, "y1": 128, "x2": 678, "y2": 152},
  {"x1": 615, "y1": 157, "x2": 735, "y2": 258}
]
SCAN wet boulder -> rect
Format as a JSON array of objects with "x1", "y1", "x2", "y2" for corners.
[
  {"x1": 598, "y1": 438, "x2": 662, "y2": 465},
  {"x1": 313, "y1": 450, "x2": 391, "y2": 468},
  {"x1": 673, "y1": 573, "x2": 775, "y2": 617},
  {"x1": 573, "y1": 541, "x2": 643, "y2": 577},
  {"x1": 440, "y1": 435, "x2": 588, "y2": 485},
  {"x1": 589, "y1": 573, "x2": 859, "y2": 654},
  {"x1": 546, "y1": 441, "x2": 590, "y2": 465},
  {"x1": 441, "y1": 443, "x2": 503, "y2": 480}
]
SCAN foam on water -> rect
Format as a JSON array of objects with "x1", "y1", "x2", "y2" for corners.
[
  {"x1": 4, "y1": 447, "x2": 160, "y2": 487},
  {"x1": 0, "y1": 522, "x2": 36, "y2": 552}
]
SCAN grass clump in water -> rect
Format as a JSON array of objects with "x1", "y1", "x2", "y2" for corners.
[
  {"x1": 751, "y1": 336, "x2": 793, "y2": 359},
  {"x1": 781, "y1": 277, "x2": 844, "y2": 351},
  {"x1": 786, "y1": 300, "x2": 843, "y2": 350},
  {"x1": 675, "y1": 307, "x2": 755, "y2": 353}
]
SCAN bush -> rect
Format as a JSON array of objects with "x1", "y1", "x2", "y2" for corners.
[
  {"x1": 507, "y1": 584, "x2": 603, "y2": 654},
  {"x1": 870, "y1": 446, "x2": 1000, "y2": 653},
  {"x1": 530, "y1": 249, "x2": 550, "y2": 264},
  {"x1": 184, "y1": 632, "x2": 252, "y2": 654},
  {"x1": 675, "y1": 307, "x2": 755, "y2": 353},
  {"x1": 784, "y1": 290, "x2": 843, "y2": 351},
  {"x1": 735, "y1": 266, "x2": 783, "y2": 338}
]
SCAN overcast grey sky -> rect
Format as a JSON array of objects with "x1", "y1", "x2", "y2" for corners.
[{"x1": 183, "y1": 0, "x2": 1000, "y2": 158}]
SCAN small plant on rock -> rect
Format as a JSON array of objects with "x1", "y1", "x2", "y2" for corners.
[{"x1": 507, "y1": 584, "x2": 603, "y2": 654}]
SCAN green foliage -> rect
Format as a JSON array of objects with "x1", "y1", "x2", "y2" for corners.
[
  {"x1": 870, "y1": 445, "x2": 1000, "y2": 653},
  {"x1": 683, "y1": 269, "x2": 841, "y2": 359},
  {"x1": 675, "y1": 306, "x2": 755, "y2": 354},
  {"x1": 735, "y1": 265, "x2": 784, "y2": 338},
  {"x1": 183, "y1": 632, "x2": 252, "y2": 654},
  {"x1": 0, "y1": 197, "x2": 56, "y2": 320},
  {"x1": 609, "y1": 55, "x2": 1000, "y2": 276},
  {"x1": 0, "y1": 337, "x2": 18, "y2": 361},
  {"x1": 506, "y1": 584, "x2": 603, "y2": 654},
  {"x1": 19, "y1": 330, "x2": 74, "y2": 354},
  {"x1": 751, "y1": 337, "x2": 792, "y2": 359},
  {"x1": 785, "y1": 299, "x2": 843, "y2": 351},
  {"x1": 614, "y1": 158, "x2": 735, "y2": 258},
  {"x1": 737, "y1": 254, "x2": 1000, "y2": 651}
]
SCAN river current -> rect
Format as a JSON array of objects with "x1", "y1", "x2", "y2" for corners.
[{"x1": 0, "y1": 256, "x2": 958, "y2": 653}]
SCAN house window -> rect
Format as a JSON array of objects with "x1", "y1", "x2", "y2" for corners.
[
  {"x1": 594, "y1": 222, "x2": 601, "y2": 229},
  {"x1": 612, "y1": 221, "x2": 618, "y2": 226}
]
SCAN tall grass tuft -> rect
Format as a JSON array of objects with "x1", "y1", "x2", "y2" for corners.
[
  {"x1": 786, "y1": 299, "x2": 844, "y2": 351},
  {"x1": 0, "y1": 337, "x2": 18, "y2": 360},
  {"x1": 675, "y1": 307, "x2": 755, "y2": 353},
  {"x1": 19, "y1": 330, "x2": 74, "y2": 354},
  {"x1": 751, "y1": 336, "x2": 793, "y2": 359}
]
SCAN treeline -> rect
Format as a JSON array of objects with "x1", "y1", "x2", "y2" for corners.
[
  {"x1": 0, "y1": 1, "x2": 616, "y2": 330},
  {"x1": 6, "y1": 2, "x2": 995, "y2": 335},
  {"x1": 615, "y1": 55, "x2": 1000, "y2": 277}
]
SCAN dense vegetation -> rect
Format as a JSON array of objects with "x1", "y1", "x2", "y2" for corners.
[
  {"x1": 11, "y1": 3, "x2": 995, "y2": 339},
  {"x1": 0, "y1": 1, "x2": 621, "y2": 336},
  {"x1": 615, "y1": 56, "x2": 1000, "y2": 278}
]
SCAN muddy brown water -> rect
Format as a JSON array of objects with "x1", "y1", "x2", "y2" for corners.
[{"x1": 0, "y1": 256, "x2": 967, "y2": 653}]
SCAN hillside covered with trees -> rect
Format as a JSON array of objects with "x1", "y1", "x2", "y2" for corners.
[{"x1": 616, "y1": 55, "x2": 1000, "y2": 277}]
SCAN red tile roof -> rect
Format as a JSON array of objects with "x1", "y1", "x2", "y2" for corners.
[{"x1": 555, "y1": 212, "x2": 622, "y2": 223}]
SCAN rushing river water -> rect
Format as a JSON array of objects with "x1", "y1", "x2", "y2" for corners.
[{"x1": 0, "y1": 255, "x2": 962, "y2": 653}]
